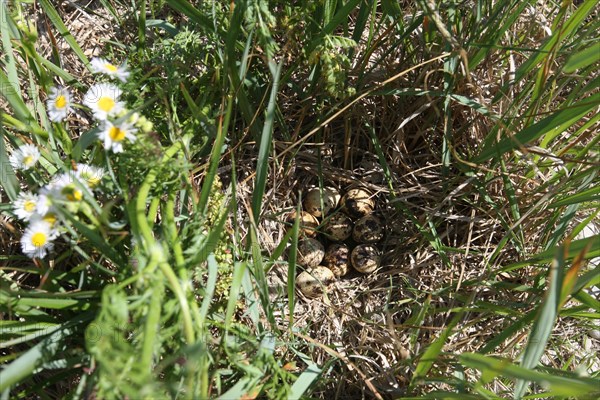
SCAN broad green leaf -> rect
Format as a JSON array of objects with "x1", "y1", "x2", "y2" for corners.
[
  {"x1": 288, "y1": 362, "x2": 322, "y2": 400},
  {"x1": 146, "y1": 19, "x2": 179, "y2": 37}
]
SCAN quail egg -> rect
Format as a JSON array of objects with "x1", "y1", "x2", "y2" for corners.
[
  {"x1": 286, "y1": 210, "x2": 319, "y2": 237},
  {"x1": 351, "y1": 244, "x2": 380, "y2": 274},
  {"x1": 323, "y1": 212, "x2": 353, "y2": 242},
  {"x1": 296, "y1": 238, "x2": 325, "y2": 268},
  {"x1": 322, "y1": 243, "x2": 350, "y2": 277},
  {"x1": 303, "y1": 187, "x2": 341, "y2": 217},
  {"x1": 352, "y1": 215, "x2": 384, "y2": 243},
  {"x1": 341, "y1": 188, "x2": 375, "y2": 218},
  {"x1": 296, "y1": 266, "x2": 336, "y2": 298}
]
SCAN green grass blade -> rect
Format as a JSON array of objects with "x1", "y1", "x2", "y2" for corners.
[
  {"x1": 225, "y1": 261, "x2": 247, "y2": 331},
  {"x1": 39, "y1": 0, "x2": 90, "y2": 67},
  {"x1": 513, "y1": 242, "x2": 568, "y2": 398},
  {"x1": 286, "y1": 203, "x2": 302, "y2": 328},
  {"x1": 0, "y1": 1, "x2": 21, "y2": 103},
  {"x1": 320, "y1": 0, "x2": 361, "y2": 36},
  {"x1": 251, "y1": 60, "x2": 282, "y2": 219},
  {"x1": 0, "y1": 124, "x2": 19, "y2": 200},
  {"x1": 548, "y1": 185, "x2": 600, "y2": 208},
  {"x1": 564, "y1": 44, "x2": 600, "y2": 73},
  {"x1": 474, "y1": 96, "x2": 599, "y2": 163},
  {"x1": 198, "y1": 254, "x2": 218, "y2": 329},
  {"x1": 63, "y1": 213, "x2": 127, "y2": 268},
  {"x1": 0, "y1": 312, "x2": 94, "y2": 392},
  {"x1": 501, "y1": 234, "x2": 599, "y2": 272},
  {"x1": 288, "y1": 362, "x2": 322, "y2": 400},
  {"x1": 164, "y1": 0, "x2": 218, "y2": 34},
  {"x1": 480, "y1": 310, "x2": 536, "y2": 355},
  {"x1": 410, "y1": 313, "x2": 460, "y2": 390},
  {"x1": 461, "y1": 353, "x2": 599, "y2": 398},
  {"x1": 0, "y1": 69, "x2": 37, "y2": 127}
]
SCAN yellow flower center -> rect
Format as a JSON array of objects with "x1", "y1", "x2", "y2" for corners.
[
  {"x1": 31, "y1": 232, "x2": 47, "y2": 247},
  {"x1": 83, "y1": 173, "x2": 101, "y2": 188},
  {"x1": 24, "y1": 200, "x2": 36, "y2": 212},
  {"x1": 23, "y1": 155, "x2": 34, "y2": 166},
  {"x1": 109, "y1": 126, "x2": 126, "y2": 142},
  {"x1": 97, "y1": 97, "x2": 115, "y2": 113},
  {"x1": 43, "y1": 213, "x2": 57, "y2": 226},
  {"x1": 62, "y1": 185, "x2": 83, "y2": 202},
  {"x1": 55, "y1": 95, "x2": 67, "y2": 109},
  {"x1": 105, "y1": 63, "x2": 118, "y2": 72}
]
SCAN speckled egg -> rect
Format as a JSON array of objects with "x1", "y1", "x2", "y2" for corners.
[
  {"x1": 323, "y1": 212, "x2": 353, "y2": 242},
  {"x1": 351, "y1": 244, "x2": 381, "y2": 274},
  {"x1": 322, "y1": 243, "x2": 350, "y2": 277},
  {"x1": 296, "y1": 266, "x2": 336, "y2": 298},
  {"x1": 352, "y1": 215, "x2": 384, "y2": 243},
  {"x1": 296, "y1": 238, "x2": 325, "y2": 268},
  {"x1": 303, "y1": 187, "x2": 341, "y2": 217},
  {"x1": 286, "y1": 210, "x2": 319, "y2": 237},
  {"x1": 341, "y1": 188, "x2": 375, "y2": 218}
]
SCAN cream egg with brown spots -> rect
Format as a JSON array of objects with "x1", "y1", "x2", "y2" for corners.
[
  {"x1": 303, "y1": 187, "x2": 340, "y2": 217},
  {"x1": 351, "y1": 244, "x2": 381, "y2": 274},
  {"x1": 286, "y1": 210, "x2": 319, "y2": 238},
  {"x1": 323, "y1": 212, "x2": 353, "y2": 242},
  {"x1": 322, "y1": 243, "x2": 350, "y2": 277},
  {"x1": 296, "y1": 266, "x2": 336, "y2": 298},
  {"x1": 296, "y1": 238, "x2": 325, "y2": 268},
  {"x1": 341, "y1": 188, "x2": 375, "y2": 219},
  {"x1": 352, "y1": 214, "x2": 384, "y2": 243}
]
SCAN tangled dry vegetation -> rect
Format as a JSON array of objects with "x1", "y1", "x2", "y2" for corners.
[{"x1": 2, "y1": 0, "x2": 598, "y2": 398}]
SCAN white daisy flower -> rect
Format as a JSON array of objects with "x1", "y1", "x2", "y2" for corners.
[
  {"x1": 30, "y1": 212, "x2": 60, "y2": 229},
  {"x1": 13, "y1": 192, "x2": 39, "y2": 221},
  {"x1": 46, "y1": 86, "x2": 73, "y2": 122},
  {"x1": 35, "y1": 193, "x2": 53, "y2": 216},
  {"x1": 83, "y1": 83, "x2": 124, "y2": 120},
  {"x1": 20, "y1": 219, "x2": 58, "y2": 259},
  {"x1": 99, "y1": 120, "x2": 137, "y2": 153},
  {"x1": 75, "y1": 164, "x2": 105, "y2": 188},
  {"x1": 90, "y1": 57, "x2": 130, "y2": 83},
  {"x1": 44, "y1": 172, "x2": 89, "y2": 202},
  {"x1": 9, "y1": 144, "x2": 40, "y2": 170}
]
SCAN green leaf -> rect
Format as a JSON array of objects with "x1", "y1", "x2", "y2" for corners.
[
  {"x1": 501, "y1": 234, "x2": 599, "y2": 272},
  {"x1": 288, "y1": 362, "x2": 322, "y2": 400},
  {"x1": 565, "y1": 44, "x2": 600, "y2": 73},
  {"x1": 410, "y1": 313, "x2": 460, "y2": 388},
  {"x1": 0, "y1": 312, "x2": 94, "y2": 392},
  {"x1": 146, "y1": 19, "x2": 179, "y2": 37},
  {"x1": 0, "y1": 124, "x2": 19, "y2": 200},
  {"x1": 39, "y1": 0, "x2": 90, "y2": 67},
  {"x1": 164, "y1": 0, "x2": 220, "y2": 35},
  {"x1": 514, "y1": 241, "x2": 566, "y2": 398},
  {"x1": 474, "y1": 96, "x2": 599, "y2": 163},
  {"x1": 251, "y1": 60, "x2": 282, "y2": 219},
  {"x1": 548, "y1": 185, "x2": 600, "y2": 208},
  {"x1": 461, "y1": 353, "x2": 599, "y2": 398}
]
